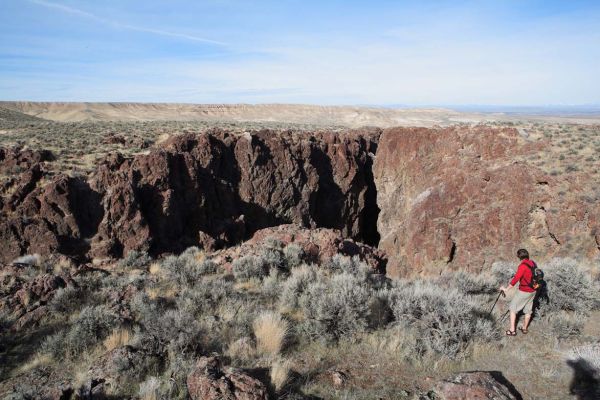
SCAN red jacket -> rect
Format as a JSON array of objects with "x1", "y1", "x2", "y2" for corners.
[{"x1": 510, "y1": 259, "x2": 537, "y2": 293}]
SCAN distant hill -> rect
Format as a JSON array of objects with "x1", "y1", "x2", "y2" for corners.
[
  {"x1": 2, "y1": 101, "x2": 599, "y2": 127},
  {"x1": 0, "y1": 106, "x2": 48, "y2": 124}
]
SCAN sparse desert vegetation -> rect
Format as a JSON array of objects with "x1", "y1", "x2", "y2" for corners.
[
  {"x1": 1, "y1": 106, "x2": 600, "y2": 398},
  {"x1": 1, "y1": 239, "x2": 599, "y2": 399}
]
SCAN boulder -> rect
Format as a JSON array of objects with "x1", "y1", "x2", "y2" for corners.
[
  {"x1": 432, "y1": 371, "x2": 521, "y2": 400},
  {"x1": 187, "y1": 355, "x2": 270, "y2": 400}
]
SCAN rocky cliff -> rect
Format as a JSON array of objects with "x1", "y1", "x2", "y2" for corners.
[
  {"x1": 0, "y1": 128, "x2": 380, "y2": 263},
  {"x1": 374, "y1": 126, "x2": 600, "y2": 276},
  {"x1": 1, "y1": 126, "x2": 598, "y2": 274}
]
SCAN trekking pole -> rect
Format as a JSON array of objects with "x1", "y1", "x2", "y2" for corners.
[
  {"x1": 498, "y1": 309, "x2": 510, "y2": 324},
  {"x1": 488, "y1": 290, "x2": 505, "y2": 315}
]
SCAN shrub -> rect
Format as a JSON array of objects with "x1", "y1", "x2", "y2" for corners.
[
  {"x1": 542, "y1": 258, "x2": 599, "y2": 313},
  {"x1": 283, "y1": 243, "x2": 305, "y2": 269},
  {"x1": 279, "y1": 265, "x2": 319, "y2": 310},
  {"x1": 135, "y1": 306, "x2": 204, "y2": 358},
  {"x1": 389, "y1": 281, "x2": 497, "y2": 359},
  {"x1": 299, "y1": 273, "x2": 371, "y2": 341},
  {"x1": 119, "y1": 250, "x2": 151, "y2": 269},
  {"x1": 232, "y1": 255, "x2": 268, "y2": 281},
  {"x1": 491, "y1": 261, "x2": 515, "y2": 286},
  {"x1": 162, "y1": 248, "x2": 217, "y2": 286},
  {"x1": 445, "y1": 271, "x2": 497, "y2": 295},
  {"x1": 176, "y1": 278, "x2": 233, "y2": 317},
  {"x1": 262, "y1": 268, "x2": 282, "y2": 297},
  {"x1": 49, "y1": 285, "x2": 82, "y2": 313},
  {"x1": 42, "y1": 305, "x2": 118, "y2": 359},
  {"x1": 326, "y1": 254, "x2": 370, "y2": 277},
  {"x1": 259, "y1": 246, "x2": 286, "y2": 271},
  {"x1": 544, "y1": 312, "x2": 584, "y2": 339},
  {"x1": 253, "y1": 311, "x2": 288, "y2": 357},
  {"x1": 139, "y1": 376, "x2": 161, "y2": 400}
]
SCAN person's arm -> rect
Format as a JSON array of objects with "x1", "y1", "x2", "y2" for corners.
[{"x1": 500, "y1": 264, "x2": 523, "y2": 292}]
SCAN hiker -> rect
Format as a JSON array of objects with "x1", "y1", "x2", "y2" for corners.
[{"x1": 499, "y1": 248, "x2": 539, "y2": 336}]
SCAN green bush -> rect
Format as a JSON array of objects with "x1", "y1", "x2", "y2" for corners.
[
  {"x1": 444, "y1": 271, "x2": 497, "y2": 295},
  {"x1": 49, "y1": 286, "x2": 82, "y2": 313},
  {"x1": 283, "y1": 243, "x2": 305, "y2": 269},
  {"x1": 279, "y1": 265, "x2": 319, "y2": 309}
]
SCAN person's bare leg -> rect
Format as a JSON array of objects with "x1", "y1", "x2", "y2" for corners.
[
  {"x1": 522, "y1": 314, "x2": 532, "y2": 331},
  {"x1": 509, "y1": 311, "x2": 517, "y2": 333}
]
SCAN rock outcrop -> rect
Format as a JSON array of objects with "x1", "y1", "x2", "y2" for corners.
[
  {"x1": 187, "y1": 356, "x2": 270, "y2": 400},
  {"x1": 374, "y1": 126, "x2": 600, "y2": 276},
  {"x1": 214, "y1": 224, "x2": 387, "y2": 274},
  {"x1": 2, "y1": 126, "x2": 599, "y2": 275},
  {"x1": 0, "y1": 128, "x2": 380, "y2": 263},
  {"x1": 0, "y1": 265, "x2": 72, "y2": 332},
  {"x1": 431, "y1": 371, "x2": 522, "y2": 400}
]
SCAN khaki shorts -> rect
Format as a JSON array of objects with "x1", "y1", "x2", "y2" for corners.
[{"x1": 509, "y1": 290, "x2": 536, "y2": 314}]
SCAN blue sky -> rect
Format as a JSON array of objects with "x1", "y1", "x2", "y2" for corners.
[{"x1": 1, "y1": 0, "x2": 599, "y2": 105}]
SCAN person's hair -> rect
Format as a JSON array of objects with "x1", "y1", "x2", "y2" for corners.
[{"x1": 517, "y1": 249, "x2": 529, "y2": 260}]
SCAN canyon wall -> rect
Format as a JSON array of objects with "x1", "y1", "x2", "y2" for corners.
[
  {"x1": 373, "y1": 126, "x2": 600, "y2": 276},
  {"x1": 0, "y1": 129, "x2": 380, "y2": 262},
  {"x1": 2, "y1": 126, "x2": 598, "y2": 274}
]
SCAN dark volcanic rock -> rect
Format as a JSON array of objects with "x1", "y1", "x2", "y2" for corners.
[
  {"x1": 187, "y1": 355, "x2": 270, "y2": 400},
  {"x1": 0, "y1": 270, "x2": 70, "y2": 332},
  {"x1": 432, "y1": 371, "x2": 522, "y2": 400},
  {"x1": 4, "y1": 125, "x2": 598, "y2": 274},
  {"x1": 215, "y1": 224, "x2": 386, "y2": 273},
  {"x1": 1, "y1": 129, "x2": 380, "y2": 262},
  {"x1": 87, "y1": 129, "x2": 380, "y2": 259},
  {"x1": 0, "y1": 174, "x2": 103, "y2": 262},
  {"x1": 374, "y1": 126, "x2": 600, "y2": 276}
]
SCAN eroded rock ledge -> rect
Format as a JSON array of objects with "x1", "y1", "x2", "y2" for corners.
[
  {"x1": 0, "y1": 128, "x2": 381, "y2": 263},
  {"x1": 2, "y1": 126, "x2": 598, "y2": 275}
]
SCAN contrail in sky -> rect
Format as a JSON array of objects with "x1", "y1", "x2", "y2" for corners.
[{"x1": 28, "y1": 0, "x2": 227, "y2": 46}]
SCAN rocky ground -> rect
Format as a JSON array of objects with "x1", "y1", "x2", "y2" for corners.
[
  {"x1": 0, "y1": 227, "x2": 598, "y2": 399},
  {"x1": 1, "y1": 106, "x2": 599, "y2": 399}
]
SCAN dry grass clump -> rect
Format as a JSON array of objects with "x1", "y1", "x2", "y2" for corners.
[
  {"x1": 270, "y1": 357, "x2": 292, "y2": 391},
  {"x1": 138, "y1": 376, "x2": 161, "y2": 400},
  {"x1": 253, "y1": 311, "x2": 288, "y2": 357},
  {"x1": 226, "y1": 337, "x2": 256, "y2": 362},
  {"x1": 17, "y1": 353, "x2": 52, "y2": 374},
  {"x1": 103, "y1": 327, "x2": 132, "y2": 351},
  {"x1": 148, "y1": 262, "x2": 162, "y2": 275}
]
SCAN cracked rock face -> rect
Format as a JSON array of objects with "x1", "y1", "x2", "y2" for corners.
[
  {"x1": 2, "y1": 126, "x2": 598, "y2": 275},
  {"x1": 0, "y1": 129, "x2": 381, "y2": 263},
  {"x1": 373, "y1": 126, "x2": 600, "y2": 277}
]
